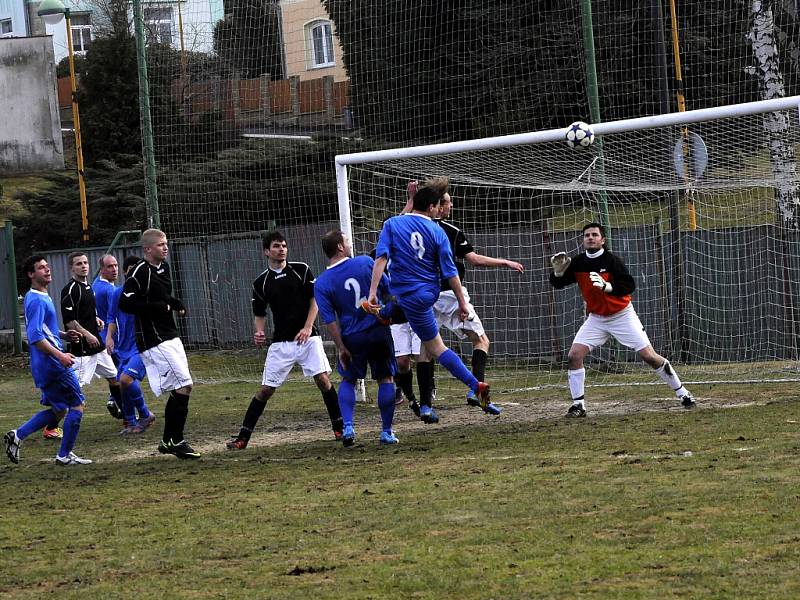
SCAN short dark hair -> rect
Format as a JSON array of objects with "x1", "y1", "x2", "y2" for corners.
[
  {"x1": 123, "y1": 255, "x2": 140, "y2": 273},
  {"x1": 67, "y1": 251, "x2": 87, "y2": 267},
  {"x1": 582, "y1": 222, "x2": 606, "y2": 237},
  {"x1": 22, "y1": 255, "x2": 46, "y2": 277},
  {"x1": 412, "y1": 186, "x2": 443, "y2": 212},
  {"x1": 262, "y1": 230, "x2": 286, "y2": 250},
  {"x1": 321, "y1": 229, "x2": 345, "y2": 259}
]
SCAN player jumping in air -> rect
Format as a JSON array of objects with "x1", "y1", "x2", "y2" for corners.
[
  {"x1": 549, "y1": 222, "x2": 696, "y2": 417},
  {"x1": 367, "y1": 184, "x2": 491, "y2": 422}
]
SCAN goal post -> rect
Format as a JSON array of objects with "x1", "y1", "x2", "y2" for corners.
[{"x1": 334, "y1": 96, "x2": 800, "y2": 392}]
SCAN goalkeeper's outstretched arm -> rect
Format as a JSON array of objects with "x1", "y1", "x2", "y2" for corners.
[{"x1": 549, "y1": 252, "x2": 576, "y2": 289}]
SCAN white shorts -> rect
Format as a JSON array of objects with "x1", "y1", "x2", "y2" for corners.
[
  {"x1": 141, "y1": 337, "x2": 194, "y2": 397},
  {"x1": 573, "y1": 304, "x2": 652, "y2": 352},
  {"x1": 433, "y1": 288, "x2": 485, "y2": 339},
  {"x1": 391, "y1": 322, "x2": 421, "y2": 357},
  {"x1": 262, "y1": 336, "x2": 331, "y2": 388},
  {"x1": 73, "y1": 351, "x2": 118, "y2": 387}
]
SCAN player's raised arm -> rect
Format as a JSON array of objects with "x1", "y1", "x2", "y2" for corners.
[{"x1": 465, "y1": 252, "x2": 524, "y2": 273}]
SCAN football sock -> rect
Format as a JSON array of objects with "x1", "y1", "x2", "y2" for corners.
[
  {"x1": 471, "y1": 349, "x2": 488, "y2": 383},
  {"x1": 109, "y1": 383, "x2": 123, "y2": 407},
  {"x1": 417, "y1": 361, "x2": 434, "y2": 407},
  {"x1": 238, "y1": 396, "x2": 267, "y2": 441},
  {"x1": 338, "y1": 380, "x2": 356, "y2": 427},
  {"x1": 377, "y1": 382, "x2": 396, "y2": 432},
  {"x1": 127, "y1": 380, "x2": 151, "y2": 419},
  {"x1": 164, "y1": 391, "x2": 190, "y2": 443},
  {"x1": 321, "y1": 386, "x2": 343, "y2": 431},
  {"x1": 568, "y1": 368, "x2": 585, "y2": 402},
  {"x1": 438, "y1": 349, "x2": 479, "y2": 392},
  {"x1": 45, "y1": 413, "x2": 61, "y2": 430},
  {"x1": 18, "y1": 409, "x2": 57, "y2": 440},
  {"x1": 121, "y1": 384, "x2": 138, "y2": 425},
  {"x1": 394, "y1": 370, "x2": 417, "y2": 403},
  {"x1": 59, "y1": 409, "x2": 83, "y2": 457},
  {"x1": 654, "y1": 360, "x2": 688, "y2": 397}
]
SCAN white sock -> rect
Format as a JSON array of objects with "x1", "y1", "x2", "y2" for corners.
[
  {"x1": 568, "y1": 368, "x2": 585, "y2": 404},
  {"x1": 654, "y1": 360, "x2": 687, "y2": 397}
]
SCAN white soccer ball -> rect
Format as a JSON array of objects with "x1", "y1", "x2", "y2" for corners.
[{"x1": 565, "y1": 121, "x2": 595, "y2": 149}]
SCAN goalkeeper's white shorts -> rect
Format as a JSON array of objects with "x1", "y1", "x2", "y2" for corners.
[
  {"x1": 433, "y1": 288, "x2": 485, "y2": 339},
  {"x1": 391, "y1": 322, "x2": 421, "y2": 357},
  {"x1": 573, "y1": 304, "x2": 651, "y2": 352}
]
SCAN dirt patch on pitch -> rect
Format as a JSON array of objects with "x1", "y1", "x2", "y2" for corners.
[{"x1": 98, "y1": 392, "x2": 764, "y2": 463}]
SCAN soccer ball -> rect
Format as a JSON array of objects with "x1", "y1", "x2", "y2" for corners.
[{"x1": 565, "y1": 121, "x2": 595, "y2": 149}]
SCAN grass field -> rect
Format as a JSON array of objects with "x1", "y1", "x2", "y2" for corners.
[{"x1": 1, "y1": 356, "x2": 800, "y2": 599}]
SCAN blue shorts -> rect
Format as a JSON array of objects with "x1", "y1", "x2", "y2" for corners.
[
  {"x1": 118, "y1": 354, "x2": 146, "y2": 382},
  {"x1": 339, "y1": 327, "x2": 398, "y2": 382},
  {"x1": 40, "y1": 369, "x2": 85, "y2": 412},
  {"x1": 397, "y1": 286, "x2": 441, "y2": 342}
]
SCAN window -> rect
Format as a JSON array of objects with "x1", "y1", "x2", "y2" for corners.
[
  {"x1": 308, "y1": 21, "x2": 334, "y2": 68},
  {"x1": 1, "y1": 18, "x2": 14, "y2": 36},
  {"x1": 144, "y1": 7, "x2": 173, "y2": 46},
  {"x1": 70, "y1": 14, "x2": 92, "y2": 52}
]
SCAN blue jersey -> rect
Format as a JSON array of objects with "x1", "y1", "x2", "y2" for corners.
[
  {"x1": 314, "y1": 255, "x2": 391, "y2": 337},
  {"x1": 24, "y1": 290, "x2": 69, "y2": 388},
  {"x1": 108, "y1": 286, "x2": 138, "y2": 361},
  {"x1": 374, "y1": 213, "x2": 458, "y2": 298},
  {"x1": 92, "y1": 277, "x2": 117, "y2": 345}
]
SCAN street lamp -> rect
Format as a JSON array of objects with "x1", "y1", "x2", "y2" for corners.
[{"x1": 38, "y1": 0, "x2": 90, "y2": 242}]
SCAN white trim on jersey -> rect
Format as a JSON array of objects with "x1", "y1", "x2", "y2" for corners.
[{"x1": 572, "y1": 304, "x2": 651, "y2": 352}]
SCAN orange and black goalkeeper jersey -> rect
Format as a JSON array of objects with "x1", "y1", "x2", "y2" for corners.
[{"x1": 549, "y1": 249, "x2": 636, "y2": 316}]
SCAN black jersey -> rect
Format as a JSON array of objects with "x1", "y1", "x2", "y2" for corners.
[
  {"x1": 60, "y1": 279, "x2": 103, "y2": 357},
  {"x1": 119, "y1": 259, "x2": 180, "y2": 351},
  {"x1": 435, "y1": 219, "x2": 474, "y2": 291},
  {"x1": 549, "y1": 248, "x2": 635, "y2": 316},
  {"x1": 251, "y1": 262, "x2": 319, "y2": 343}
]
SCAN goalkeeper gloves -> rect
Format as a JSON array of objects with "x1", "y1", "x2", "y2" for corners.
[
  {"x1": 589, "y1": 271, "x2": 613, "y2": 293},
  {"x1": 550, "y1": 252, "x2": 571, "y2": 277}
]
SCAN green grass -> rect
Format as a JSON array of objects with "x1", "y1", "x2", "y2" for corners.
[{"x1": 1, "y1": 361, "x2": 800, "y2": 599}]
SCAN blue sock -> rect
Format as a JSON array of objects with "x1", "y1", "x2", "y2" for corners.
[
  {"x1": 121, "y1": 385, "x2": 138, "y2": 426},
  {"x1": 338, "y1": 380, "x2": 356, "y2": 428},
  {"x1": 17, "y1": 409, "x2": 56, "y2": 440},
  {"x1": 377, "y1": 382, "x2": 396, "y2": 432},
  {"x1": 128, "y1": 380, "x2": 151, "y2": 419},
  {"x1": 58, "y1": 409, "x2": 83, "y2": 457},
  {"x1": 438, "y1": 349, "x2": 479, "y2": 392}
]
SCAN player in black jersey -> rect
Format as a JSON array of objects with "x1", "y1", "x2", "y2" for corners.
[
  {"x1": 226, "y1": 231, "x2": 342, "y2": 450},
  {"x1": 60, "y1": 252, "x2": 122, "y2": 423},
  {"x1": 405, "y1": 178, "x2": 524, "y2": 420},
  {"x1": 119, "y1": 229, "x2": 199, "y2": 459}
]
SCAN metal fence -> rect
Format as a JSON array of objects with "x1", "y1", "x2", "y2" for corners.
[{"x1": 36, "y1": 223, "x2": 800, "y2": 366}]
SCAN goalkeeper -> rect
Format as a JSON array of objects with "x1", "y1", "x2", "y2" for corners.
[{"x1": 549, "y1": 223, "x2": 696, "y2": 417}]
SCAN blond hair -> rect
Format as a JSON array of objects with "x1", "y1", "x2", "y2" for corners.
[{"x1": 141, "y1": 228, "x2": 166, "y2": 248}]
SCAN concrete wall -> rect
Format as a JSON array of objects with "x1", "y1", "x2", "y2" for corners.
[{"x1": 0, "y1": 36, "x2": 64, "y2": 172}]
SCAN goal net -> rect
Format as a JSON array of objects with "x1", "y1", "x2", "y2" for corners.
[{"x1": 336, "y1": 97, "x2": 800, "y2": 392}]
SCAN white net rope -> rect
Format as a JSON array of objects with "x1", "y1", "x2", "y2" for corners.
[{"x1": 344, "y1": 111, "x2": 800, "y2": 392}]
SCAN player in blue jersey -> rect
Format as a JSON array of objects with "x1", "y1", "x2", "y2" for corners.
[
  {"x1": 4, "y1": 256, "x2": 92, "y2": 466},
  {"x1": 106, "y1": 255, "x2": 156, "y2": 435},
  {"x1": 367, "y1": 185, "x2": 491, "y2": 423},
  {"x1": 315, "y1": 230, "x2": 398, "y2": 446},
  {"x1": 92, "y1": 254, "x2": 124, "y2": 420}
]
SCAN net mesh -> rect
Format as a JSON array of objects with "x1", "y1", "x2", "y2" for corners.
[
  {"x1": 135, "y1": 0, "x2": 800, "y2": 390},
  {"x1": 343, "y1": 111, "x2": 800, "y2": 391}
]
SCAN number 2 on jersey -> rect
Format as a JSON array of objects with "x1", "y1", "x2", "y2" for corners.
[
  {"x1": 344, "y1": 278, "x2": 363, "y2": 309},
  {"x1": 410, "y1": 232, "x2": 425, "y2": 260}
]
